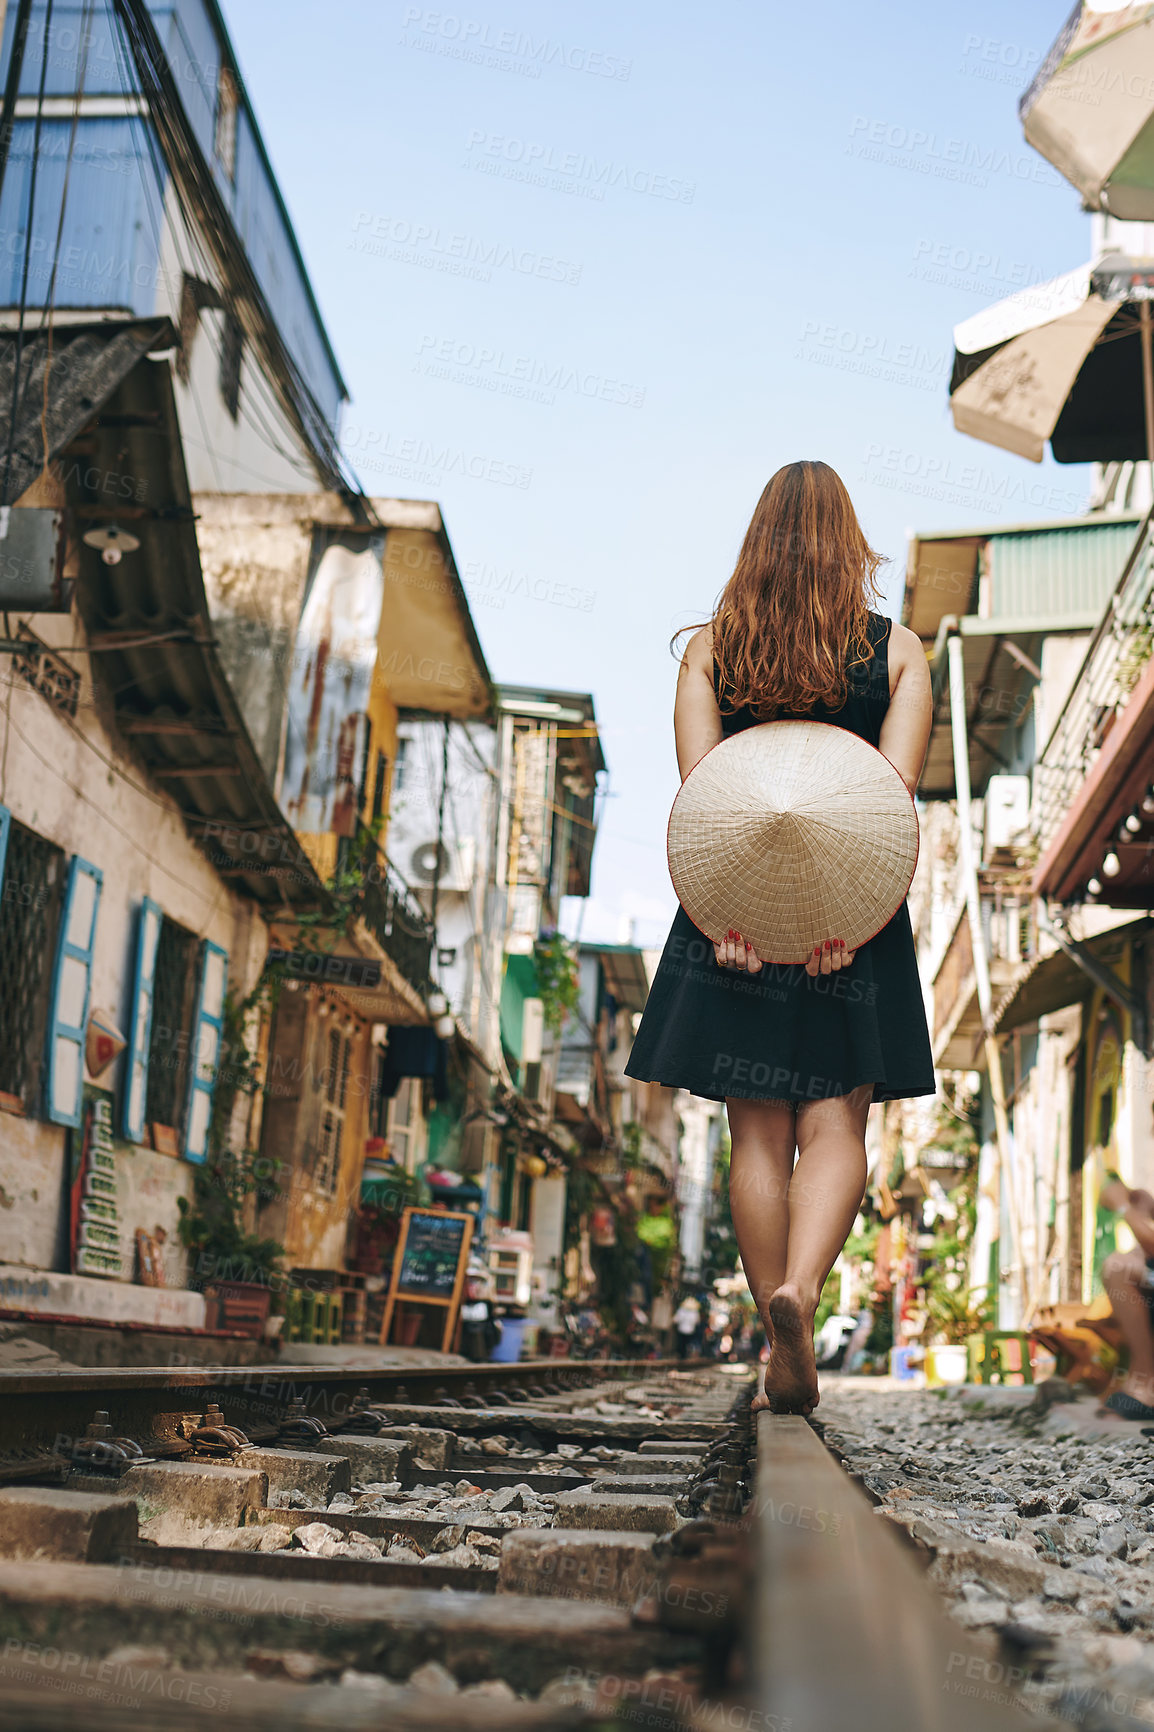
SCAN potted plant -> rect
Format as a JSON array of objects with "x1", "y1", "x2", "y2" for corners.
[{"x1": 177, "y1": 1152, "x2": 285, "y2": 1337}]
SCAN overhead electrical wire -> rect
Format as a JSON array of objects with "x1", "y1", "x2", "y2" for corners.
[
  {"x1": 106, "y1": 0, "x2": 367, "y2": 507},
  {"x1": 2, "y1": 0, "x2": 54, "y2": 512},
  {"x1": 37, "y1": 0, "x2": 96, "y2": 479}
]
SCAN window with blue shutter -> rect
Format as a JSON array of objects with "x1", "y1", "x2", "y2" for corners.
[
  {"x1": 46, "y1": 856, "x2": 103, "y2": 1128},
  {"x1": 0, "y1": 804, "x2": 10, "y2": 884},
  {"x1": 184, "y1": 941, "x2": 227, "y2": 1163},
  {"x1": 122, "y1": 898, "x2": 163, "y2": 1144}
]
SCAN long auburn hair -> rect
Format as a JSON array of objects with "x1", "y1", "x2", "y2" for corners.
[{"x1": 700, "y1": 462, "x2": 885, "y2": 719}]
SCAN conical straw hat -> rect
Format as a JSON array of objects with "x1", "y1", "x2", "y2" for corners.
[{"x1": 667, "y1": 721, "x2": 918, "y2": 964}]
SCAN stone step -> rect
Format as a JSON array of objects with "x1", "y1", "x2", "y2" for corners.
[
  {"x1": 132, "y1": 1540, "x2": 495, "y2": 1595},
  {"x1": 0, "y1": 1656, "x2": 596, "y2": 1729},
  {"x1": 552, "y1": 1490, "x2": 680, "y2": 1534},
  {"x1": 0, "y1": 1487, "x2": 137, "y2": 1563},
  {"x1": 367, "y1": 1405, "x2": 723, "y2": 1442},
  {"x1": 591, "y1": 1455, "x2": 700, "y2": 1476},
  {"x1": 496, "y1": 1528, "x2": 659, "y2": 1608},
  {"x1": 0, "y1": 1560, "x2": 694, "y2": 1693},
  {"x1": 582, "y1": 1475, "x2": 689, "y2": 1497},
  {"x1": 239, "y1": 1449, "x2": 350, "y2": 1505},
  {"x1": 67, "y1": 1461, "x2": 267, "y2": 1546}
]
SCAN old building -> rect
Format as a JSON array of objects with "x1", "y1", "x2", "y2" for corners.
[
  {"x1": 191, "y1": 491, "x2": 493, "y2": 1283},
  {"x1": 0, "y1": 0, "x2": 360, "y2": 1321},
  {"x1": 896, "y1": 508, "x2": 1154, "y2": 1325}
]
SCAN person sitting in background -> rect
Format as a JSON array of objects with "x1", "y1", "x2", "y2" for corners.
[
  {"x1": 1099, "y1": 1177, "x2": 1154, "y2": 1419},
  {"x1": 673, "y1": 1294, "x2": 700, "y2": 1359}
]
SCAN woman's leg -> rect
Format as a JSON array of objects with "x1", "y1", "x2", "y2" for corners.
[
  {"x1": 726, "y1": 1097, "x2": 798, "y2": 1408},
  {"x1": 764, "y1": 1085, "x2": 872, "y2": 1415}
]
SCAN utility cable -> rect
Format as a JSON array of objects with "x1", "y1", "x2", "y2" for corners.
[
  {"x1": 0, "y1": 0, "x2": 34, "y2": 207},
  {"x1": 38, "y1": 0, "x2": 95, "y2": 477},
  {"x1": 2, "y1": 0, "x2": 53, "y2": 512}
]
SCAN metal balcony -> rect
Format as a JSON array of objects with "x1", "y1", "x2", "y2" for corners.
[
  {"x1": 1033, "y1": 508, "x2": 1154, "y2": 892},
  {"x1": 351, "y1": 828, "x2": 435, "y2": 1002}
]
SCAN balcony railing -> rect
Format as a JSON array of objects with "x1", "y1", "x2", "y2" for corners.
[
  {"x1": 932, "y1": 892, "x2": 1036, "y2": 1047},
  {"x1": 351, "y1": 828, "x2": 435, "y2": 999},
  {"x1": 1034, "y1": 507, "x2": 1154, "y2": 852}
]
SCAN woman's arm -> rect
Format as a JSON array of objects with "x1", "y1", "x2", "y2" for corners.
[
  {"x1": 674, "y1": 626, "x2": 723, "y2": 782},
  {"x1": 878, "y1": 622, "x2": 932, "y2": 794}
]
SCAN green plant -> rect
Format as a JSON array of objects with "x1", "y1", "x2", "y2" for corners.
[
  {"x1": 921, "y1": 1093, "x2": 990, "y2": 1344},
  {"x1": 924, "y1": 1279, "x2": 994, "y2": 1345},
  {"x1": 176, "y1": 1149, "x2": 285, "y2": 1291},
  {"x1": 533, "y1": 930, "x2": 580, "y2": 1035},
  {"x1": 294, "y1": 823, "x2": 383, "y2": 945},
  {"x1": 636, "y1": 1208, "x2": 678, "y2": 1290}
]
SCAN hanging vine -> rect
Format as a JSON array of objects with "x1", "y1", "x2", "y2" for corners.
[{"x1": 533, "y1": 930, "x2": 580, "y2": 1034}]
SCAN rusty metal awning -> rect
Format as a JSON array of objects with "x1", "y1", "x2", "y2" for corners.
[
  {"x1": 6, "y1": 318, "x2": 327, "y2": 910},
  {"x1": 0, "y1": 317, "x2": 172, "y2": 509},
  {"x1": 995, "y1": 916, "x2": 1150, "y2": 1033}
]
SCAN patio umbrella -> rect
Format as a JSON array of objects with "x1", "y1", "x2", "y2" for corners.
[
  {"x1": 949, "y1": 253, "x2": 1154, "y2": 465},
  {"x1": 1020, "y1": 2, "x2": 1154, "y2": 220}
]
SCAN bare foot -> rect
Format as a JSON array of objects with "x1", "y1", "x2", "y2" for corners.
[{"x1": 763, "y1": 1285, "x2": 819, "y2": 1415}]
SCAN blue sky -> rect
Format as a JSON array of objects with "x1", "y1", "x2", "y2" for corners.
[{"x1": 226, "y1": 0, "x2": 1090, "y2": 948}]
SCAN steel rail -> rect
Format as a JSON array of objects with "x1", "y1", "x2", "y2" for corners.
[
  {"x1": 755, "y1": 1413, "x2": 1063, "y2": 1731},
  {"x1": 0, "y1": 1356, "x2": 704, "y2": 1466}
]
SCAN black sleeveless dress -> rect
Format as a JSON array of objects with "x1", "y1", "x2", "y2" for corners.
[{"x1": 625, "y1": 613, "x2": 935, "y2": 1105}]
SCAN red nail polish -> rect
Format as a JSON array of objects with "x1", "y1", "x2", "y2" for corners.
[{"x1": 824, "y1": 940, "x2": 832, "y2": 951}]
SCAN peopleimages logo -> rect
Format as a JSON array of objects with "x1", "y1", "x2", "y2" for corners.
[
  {"x1": 400, "y1": 7, "x2": 633, "y2": 79},
  {"x1": 414, "y1": 334, "x2": 646, "y2": 408},
  {"x1": 464, "y1": 130, "x2": 696, "y2": 203}
]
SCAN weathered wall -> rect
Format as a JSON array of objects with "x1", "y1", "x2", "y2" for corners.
[
  {"x1": 0, "y1": 633, "x2": 268, "y2": 1283},
  {"x1": 259, "y1": 985, "x2": 371, "y2": 1272}
]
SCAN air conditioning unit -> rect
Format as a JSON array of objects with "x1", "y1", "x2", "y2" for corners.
[
  {"x1": 407, "y1": 835, "x2": 475, "y2": 892},
  {"x1": 983, "y1": 775, "x2": 1031, "y2": 856}
]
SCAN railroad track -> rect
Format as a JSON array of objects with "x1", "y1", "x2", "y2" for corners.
[{"x1": 0, "y1": 1359, "x2": 1062, "y2": 1730}]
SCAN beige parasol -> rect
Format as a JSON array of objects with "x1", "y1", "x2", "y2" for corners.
[{"x1": 667, "y1": 721, "x2": 918, "y2": 963}]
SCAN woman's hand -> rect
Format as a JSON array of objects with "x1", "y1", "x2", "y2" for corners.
[
  {"x1": 804, "y1": 939, "x2": 856, "y2": 976},
  {"x1": 713, "y1": 930, "x2": 763, "y2": 973}
]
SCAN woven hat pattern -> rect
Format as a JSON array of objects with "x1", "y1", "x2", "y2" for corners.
[{"x1": 667, "y1": 721, "x2": 918, "y2": 963}]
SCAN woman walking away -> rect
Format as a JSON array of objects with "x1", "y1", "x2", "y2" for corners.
[{"x1": 625, "y1": 461, "x2": 934, "y2": 1416}]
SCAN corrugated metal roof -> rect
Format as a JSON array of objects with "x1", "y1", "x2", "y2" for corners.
[{"x1": 989, "y1": 520, "x2": 1141, "y2": 618}]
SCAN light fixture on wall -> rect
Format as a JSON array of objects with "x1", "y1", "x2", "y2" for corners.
[
  {"x1": 1087, "y1": 877, "x2": 1102, "y2": 896},
  {"x1": 81, "y1": 522, "x2": 140, "y2": 567},
  {"x1": 1143, "y1": 788, "x2": 1154, "y2": 818},
  {"x1": 1124, "y1": 811, "x2": 1144, "y2": 835},
  {"x1": 434, "y1": 1012, "x2": 455, "y2": 1039},
  {"x1": 427, "y1": 990, "x2": 448, "y2": 1018},
  {"x1": 1103, "y1": 850, "x2": 1122, "y2": 878}
]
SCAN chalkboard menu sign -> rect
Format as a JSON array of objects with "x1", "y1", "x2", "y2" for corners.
[
  {"x1": 398, "y1": 1211, "x2": 470, "y2": 1298},
  {"x1": 380, "y1": 1206, "x2": 474, "y2": 1351}
]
